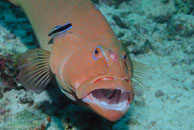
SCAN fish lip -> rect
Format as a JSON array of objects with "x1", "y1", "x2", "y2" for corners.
[
  {"x1": 93, "y1": 76, "x2": 115, "y2": 84},
  {"x1": 76, "y1": 75, "x2": 133, "y2": 100}
]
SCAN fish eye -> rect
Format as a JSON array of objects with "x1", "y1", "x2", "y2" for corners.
[
  {"x1": 122, "y1": 54, "x2": 127, "y2": 62},
  {"x1": 93, "y1": 45, "x2": 108, "y2": 62},
  {"x1": 93, "y1": 47, "x2": 102, "y2": 60},
  {"x1": 95, "y1": 49, "x2": 99, "y2": 54},
  {"x1": 122, "y1": 54, "x2": 130, "y2": 74}
]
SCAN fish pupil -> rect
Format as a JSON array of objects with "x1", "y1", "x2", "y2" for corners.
[
  {"x1": 95, "y1": 50, "x2": 99, "y2": 54},
  {"x1": 123, "y1": 55, "x2": 126, "y2": 60}
]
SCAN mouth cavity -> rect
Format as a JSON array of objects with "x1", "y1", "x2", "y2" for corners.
[{"x1": 83, "y1": 88, "x2": 132, "y2": 111}]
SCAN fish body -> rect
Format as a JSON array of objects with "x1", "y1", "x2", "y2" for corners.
[{"x1": 8, "y1": 0, "x2": 141, "y2": 121}]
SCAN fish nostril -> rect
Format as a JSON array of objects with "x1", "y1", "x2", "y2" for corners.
[
  {"x1": 125, "y1": 79, "x2": 129, "y2": 82},
  {"x1": 121, "y1": 76, "x2": 129, "y2": 81},
  {"x1": 108, "y1": 49, "x2": 118, "y2": 62}
]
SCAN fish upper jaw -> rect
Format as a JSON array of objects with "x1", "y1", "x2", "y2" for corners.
[
  {"x1": 75, "y1": 76, "x2": 134, "y2": 121},
  {"x1": 76, "y1": 75, "x2": 133, "y2": 99}
]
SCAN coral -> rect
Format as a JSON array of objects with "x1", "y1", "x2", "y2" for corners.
[
  {"x1": 0, "y1": 110, "x2": 47, "y2": 129},
  {"x1": 168, "y1": 13, "x2": 194, "y2": 37},
  {"x1": 19, "y1": 93, "x2": 34, "y2": 106},
  {"x1": 0, "y1": 53, "x2": 21, "y2": 94},
  {"x1": 0, "y1": 107, "x2": 10, "y2": 115},
  {"x1": 112, "y1": 15, "x2": 129, "y2": 29},
  {"x1": 175, "y1": 0, "x2": 194, "y2": 14},
  {"x1": 34, "y1": 116, "x2": 52, "y2": 130},
  {"x1": 140, "y1": 0, "x2": 176, "y2": 19},
  {"x1": 155, "y1": 90, "x2": 165, "y2": 98}
]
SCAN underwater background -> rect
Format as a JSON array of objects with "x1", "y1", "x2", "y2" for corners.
[{"x1": 0, "y1": 0, "x2": 194, "y2": 129}]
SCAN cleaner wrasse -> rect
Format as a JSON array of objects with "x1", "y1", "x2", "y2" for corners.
[{"x1": 8, "y1": 0, "x2": 145, "y2": 121}]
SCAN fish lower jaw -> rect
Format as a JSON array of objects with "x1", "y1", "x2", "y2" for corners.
[{"x1": 90, "y1": 94, "x2": 130, "y2": 111}]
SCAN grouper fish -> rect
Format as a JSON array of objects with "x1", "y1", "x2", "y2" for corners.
[{"x1": 8, "y1": 0, "x2": 145, "y2": 121}]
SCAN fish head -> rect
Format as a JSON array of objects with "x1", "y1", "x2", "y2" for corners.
[{"x1": 51, "y1": 34, "x2": 134, "y2": 121}]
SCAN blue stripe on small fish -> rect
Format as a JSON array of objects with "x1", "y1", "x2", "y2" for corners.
[{"x1": 48, "y1": 23, "x2": 72, "y2": 37}]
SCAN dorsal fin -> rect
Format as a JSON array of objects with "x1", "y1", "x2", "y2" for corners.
[{"x1": 18, "y1": 49, "x2": 54, "y2": 93}]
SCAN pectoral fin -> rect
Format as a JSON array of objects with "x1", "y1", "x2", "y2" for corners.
[
  {"x1": 132, "y1": 61, "x2": 149, "y2": 87},
  {"x1": 18, "y1": 49, "x2": 54, "y2": 93}
]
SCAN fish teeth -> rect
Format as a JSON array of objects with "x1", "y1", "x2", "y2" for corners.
[
  {"x1": 117, "y1": 102, "x2": 122, "y2": 106},
  {"x1": 101, "y1": 101, "x2": 107, "y2": 106},
  {"x1": 121, "y1": 89, "x2": 125, "y2": 93}
]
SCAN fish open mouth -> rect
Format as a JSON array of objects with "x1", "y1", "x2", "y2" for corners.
[
  {"x1": 79, "y1": 77, "x2": 134, "y2": 111},
  {"x1": 86, "y1": 88, "x2": 132, "y2": 111}
]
